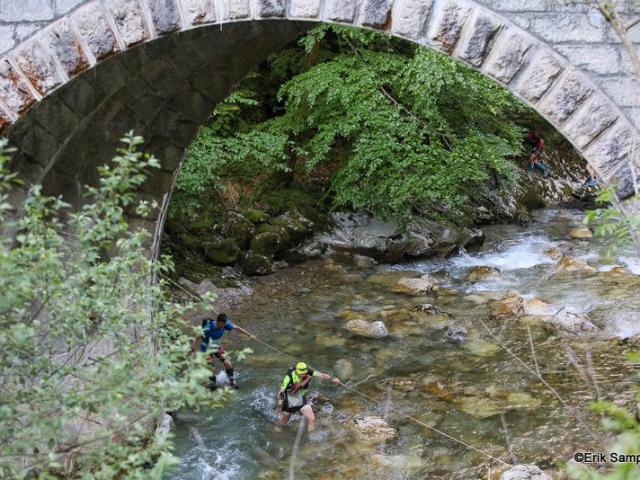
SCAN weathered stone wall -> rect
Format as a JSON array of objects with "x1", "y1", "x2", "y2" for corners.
[{"x1": 0, "y1": 0, "x2": 638, "y2": 256}]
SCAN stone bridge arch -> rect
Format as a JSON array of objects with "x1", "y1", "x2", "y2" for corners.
[{"x1": 0, "y1": 0, "x2": 639, "y2": 253}]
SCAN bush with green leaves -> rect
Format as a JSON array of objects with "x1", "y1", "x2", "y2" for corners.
[
  {"x1": 173, "y1": 25, "x2": 526, "y2": 225},
  {"x1": 0, "y1": 134, "x2": 235, "y2": 479}
]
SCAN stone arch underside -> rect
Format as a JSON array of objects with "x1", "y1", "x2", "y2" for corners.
[{"x1": 1, "y1": 0, "x2": 639, "y2": 256}]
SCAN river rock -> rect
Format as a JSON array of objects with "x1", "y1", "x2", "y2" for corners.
[
  {"x1": 393, "y1": 274, "x2": 438, "y2": 294},
  {"x1": 179, "y1": 278, "x2": 253, "y2": 310},
  {"x1": 456, "y1": 396, "x2": 505, "y2": 418},
  {"x1": 334, "y1": 359, "x2": 354, "y2": 380},
  {"x1": 301, "y1": 212, "x2": 485, "y2": 262},
  {"x1": 466, "y1": 266, "x2": 501, "y2": 282},
  {"x1": 523, "y1": 299, "x2": 557, "y2": 316},
  {"x1": 250, "y1": 232, "x2": 285, "y2": 257},
  {"x1": 555, "y1": 255, "x2": 597, "y2": 276},
  {"x1": 337, "y1": 309, "x2": 377, "y2": 322},
  {"x1": 353, "y1": 254, "x2": 377, "y2": 268},
  {"x1": 544, "y1": 247, "x2": 563, "y2": 261},
  {"x1": 500, "y1": 464, "x2": 551, "y2": 480},
  {"x1": 463, "y1": 339, "x2": 499, "y2": 357},
  {"x1": 551, "y1": 310, "x2": 599, "y2": 334},
  {"x1": 241, "y1": 252, "x2": 273, "y2": 276},
  {"x1": 350, "y1": 415, "x2": 398, "y2": 443},
  {"x1": 491, "y1": 292, "x2": 525, "y2": 318},
  {"x1": 568, "y1": 227, "x2": 593, "y2": 240},
  {"x1": 204, "y1": 238, "x2": 240, "y2": 265},
  {"x1": 366, "y1": 271, "x2": 421, "y2": 287},
  {"x1": 316, "y1": 335, "x2": 347, "y2": 348},
  {"x1": 345, "y1": 319, "x2": 389, "y2": 338},
  {"x1": 444, "y1": 325, "x2": 468, "y2": 343},
  {"x1": 411, "y1": 303, "x2": 452, "y2": 316},
  {"x1": 385, "y1": 377, "x2": 418, "y2": 392}
]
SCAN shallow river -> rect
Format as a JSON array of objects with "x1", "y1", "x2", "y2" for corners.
[{"x1": 168, "y1": 208, "x2": 640, "y2": 479}]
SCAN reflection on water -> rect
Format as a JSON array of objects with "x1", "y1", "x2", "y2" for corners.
[{"x1": 168, "y1": 209, "x2": 640, "y2": 479}]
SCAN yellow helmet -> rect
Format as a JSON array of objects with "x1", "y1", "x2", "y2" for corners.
[{"x1": 295, "y1": 362, "x2": 308, "y2": 375}]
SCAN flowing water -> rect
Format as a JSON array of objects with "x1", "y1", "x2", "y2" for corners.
[{"x1": 168, "y1": 209, "x2": 640, "y2": 479}]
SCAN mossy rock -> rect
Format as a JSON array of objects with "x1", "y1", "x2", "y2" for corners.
[
  {"x1": 204, "y1": 238, "x2": 240, "y2": 265},
  {"x1": 256, "y1": 224, "x2": 291, "y2": 252},
  {"x1": 222, "y1": 213, "x2": 256, "y2": 249},
  {"x1": 241, "y1": 252, "x2": 273, "y2": 276},
  {"x1": 187, "y1": 218, "x2": 214, "y2": 235},
  {"x1": 518, "y1": 187, "x2": 546, "y2": 211},
  {"x1": 270, "y1": 211, "x2": 314, "y2": 243},
  {"x1": 246, "y1": 208, "x2": 269, "y2": 224},
  {"x1": 178, "y1": 233, "x2": 200, "y2": 251},
  {"x1": 250, "y1": 232, "x2": 285, "y2": 257}
]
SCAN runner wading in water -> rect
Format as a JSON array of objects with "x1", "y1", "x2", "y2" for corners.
[
  {"x1": 276, "y1": 362, "x2": 341, "y2": 432},
  {"x1": 192, "y1": 313, "x2": 255, "y2": 389}
]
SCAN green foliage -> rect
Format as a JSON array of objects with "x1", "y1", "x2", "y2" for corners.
[
  {"x1": 173, "y1": 25, "x2": 526, "y2": 226},
  {"x1": 584, "y1": 186, "x2": 640, "y2": 256},
  {"x1": 0, "y1": 134, "x2": 234, "y2": 479}
]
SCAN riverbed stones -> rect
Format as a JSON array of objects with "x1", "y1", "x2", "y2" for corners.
[
  {"x1": 393, "y1": 274, "x2": 438, "y2": 294},
  {"x1": 500, "y1": 464, "x2": 551, "y2": 480},
  {"x1": 334, "y1": 359, "x2": 354, "y2": 380},
  {"x1": 350, "y1": 415, "x2": 398, "y2": 443},
  {"x1": 544, "y1": 247, "x2": 563, "y2": 261},
  {"x1": 555, "y1": 255, "x2": 597, "y2": 276},
  {"x1": 491, "y1": 292, "x2": 525, "y2": 319},
  {"x1": 443, "y1": 325, "x2": 467, "y2": 343},
  {"x1": 345, "y1": 319, "x2": 389, "y2": 338},
  {"x1": 463, "y1": 339, "x2": 499, "y2": 357},
  {"x1": 523, "y1": 298, "x2": 557, "y2": 316},
  {"x1": 568, "y1": 227, "x2": 593, "y2": 240},
  {"x1": 466, "y1": 266, "x2": 501, "y2": 282}
]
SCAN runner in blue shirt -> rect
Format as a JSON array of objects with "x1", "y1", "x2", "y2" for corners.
[{"x1": 192, "y1": 313, "x2": 255, "y2": 389}]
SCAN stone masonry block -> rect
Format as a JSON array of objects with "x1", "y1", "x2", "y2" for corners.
[
  {"x1": 0, "y1": 58, "x2": 37, "y2": 114},
  {"x1": 0, "y1": 0, "x2": 55, "y2": 22},
  {"x1": 483, "y1": 28, "x2": 533, "y2": 84},
  {"x1": 538, "y1": 71, "x2": 593, "y2": 124},
  {"x1": 429, "y1": 0, "x2": 472, "y2": 54},
  {"x1": 391, "y1": 0, "x2": 433, "y2": 39},
  {"x1": 55, "y1": 0, "x2": 87, "y2": 15},
  {"x1": 13, "y1": 38, "x2": 64, "y2": 96},
  {"x1": 584, "y1": 122, "x2": 635, "y2": 178},
  {"x1": 456, "y1": 12, "x2": 502, "y2": 67},
  {"x1": 563, "y1": 94, "x2": 618, "y2": 149},
  {"x1": 0, "y1": 26, "x2": 16, "y2": 55},
  {"x1": 288, "y1": 0, "x2": 321, "y2": 19},
  {"x1": 254, "y1": 0, "x2": 286, "y2": 18},
  {"x1": 527, "y1": 12, "x2": 608, "y2": 43},
  {"x1": 555, "y1": 44, "x2": 623, "y2": 76},
  {"x1": 179, "y1": 0, "x2": 217, "y2": 25},
  {"x1": 148, "y1": 0, "x2": 182, "y2": 34},
  {"x1": 514, "y1": 49, "x2": 563, "y2": 103},
  {"x1": 221, "y1": 0, "x2": 251, "y2": 20},
  {"x1": 47, "y1": 18, "x2": 90, "y2": 77},
  {"x1": 610, "y1": 160, "x2": 639, "y2": 199},
  {"x1": 600, "y1": 77, "x2": 640, "y2": 109},
  {"x1": 106, "y1": 0, "x2": 149, "y2": 46},
  {"x1": 359, "y1": 0, "x2": 391, "y2": 28},
  {"x1": 72, "y1": 2, "x2": 120, "y2": 61},
  {"x1": 324, "y1": 0, "x2": 357, "y2": 23}
]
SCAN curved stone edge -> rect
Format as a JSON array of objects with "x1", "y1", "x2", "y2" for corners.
[{"x1": 0, "y1": 0, "x2": 637, "y2": 200}]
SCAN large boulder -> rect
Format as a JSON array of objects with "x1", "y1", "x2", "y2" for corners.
[
  {"x1": 204, "y1": 238, "x2": 240, "y2": 265},
  {"x1": 241, "y1": 253, "x2": 273, "y2": 276},
  {"x1": 270, "y1": 210, "x2": 314, "y2": 243},
  {"x1": 345, "y1": 319, "x2": 389, "y2": 338},
  {"x1": 250, "y1": 232, "x2": 285, "y2": 258},
  {"x1": 300, "y1": 212, "x2": 484, "y2": 262},
  {"x1": 220, "y1": 212, "x2": 255, "y2": 249},
  {"x1": 500, "y1": 464, "x2": 551, "y2": 480},
  {"x1": 350, "y1": 415, "x2": 398, "y2": 443},
  {"x1": 393, "y1": 274, "x2": 438, "y2": 294}
]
